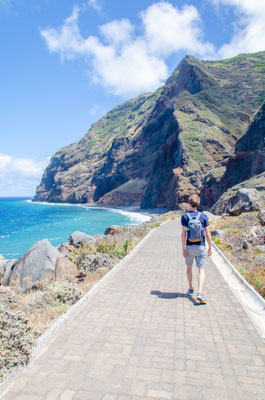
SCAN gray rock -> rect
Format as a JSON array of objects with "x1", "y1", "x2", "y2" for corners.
[
  {"x1": 210, "y1": 230, "x2": 226, "y2": 238},
  {"x1": 9, "y1": 239, "x2": 59, "y2": 292},
  {"x1": 0, "y1": 258, "x2": 7, "y2": 279},
  {"x1": 258, "y1": 209, "x2": 265, "y2": 226},
  {"x1": 212, "y1": 188, "x2": 261, "y2": 216},
  {"x1": 57, "y1": 243, "x2": 75, "y2": 255},
  {"x1": 55, "y1": 256, "x2": 77, "y2": 281},
  {"x1": 255, "y1": 255, "x2": 265, "y2": 265},
  {"x1": 104, "y1": 225, "x2": 124, "y2": 235},
  {"x1": 2, "y1": 259, "x2": 17, "y2": 286},
  {"x1": 68, "y1": 231, "x2": 96, "y2": 247}
]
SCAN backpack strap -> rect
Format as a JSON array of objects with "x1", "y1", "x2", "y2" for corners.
[
  {"x1": 186, "y1": 212, "x2": 192, "y2": 221},
  {"x1": 186, "y1": 211, "x2": 201, "y2": 220}
]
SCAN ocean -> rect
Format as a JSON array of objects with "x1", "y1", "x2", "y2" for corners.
[{"x1": 0, "y1": 198, "x2": 150, "y2": 259}]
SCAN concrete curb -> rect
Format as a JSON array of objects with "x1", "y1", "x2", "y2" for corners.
[
  {"x1": 211, "y1": 240, "x2": 265, "y2": 342},
  {"x1": 0, "y1": 221, "x2": 169, "y2": 397}
]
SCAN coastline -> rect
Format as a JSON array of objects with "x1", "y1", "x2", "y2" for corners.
[
  {"x1": 0, "y1": 198, "x2": 167, "y2": 259},
  {"x1": 28, "y1": 199, "x2": 166, "y2": 224}
]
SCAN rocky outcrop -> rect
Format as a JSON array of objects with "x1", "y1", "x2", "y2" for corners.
[
  {"x1": 202, "y1": 101, "x2": 265, "y2": 209},
  {"x1": 68, "y1": 231, "x2": 96, "y2": 247},
  {"x1": 104, "y1": 225, "x2": 124, "y2": 235},
  {"x1": 211, "y1": 173, "x2": 265, "y2": 215},
  {"x1": 33, "y1": 51, "x2": 265, "y2": 210},
  {"x1": 8, "y1": 239, "x2": 59, "y2": 291}
]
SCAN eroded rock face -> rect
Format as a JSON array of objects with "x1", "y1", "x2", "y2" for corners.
[
  {"x1": 202, "y1": 101, "x2": 265, "y2": 209},
  {"x1": 33, "y1": 53, "x2": 265, "y2": 210},
  {"x1": 211, "y1": 188, "x2": 262, "y2": 216},
  {"x1": 9, "y1": 239, "x2": 59, "y2": 292}
]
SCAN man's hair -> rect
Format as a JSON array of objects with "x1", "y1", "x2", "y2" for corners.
[{"x1": 189, "y1": 194, "x2": 200, "y2": 208}]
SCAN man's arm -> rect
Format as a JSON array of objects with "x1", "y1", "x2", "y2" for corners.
[
  {"x1": 204, "y1": 226, "x2": 212, "y2": 256},
  {"x1": 182, "y1": 226, "x2": 187, "y2": 258}
]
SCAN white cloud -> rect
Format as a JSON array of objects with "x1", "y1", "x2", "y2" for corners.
[
  {"x1": 87, "y1": 0, "x2": 101, "y2": 12},
  {"x1": 100, "y1": 19, "x2": 134, "y2": 47},
  {"x1": 142, "y1": 2, "x2": 214, "y2": 58},
  {"x1": 211, "y1": 0, "x2": 265, "y2": 58},
  {"x1": 40, "y1": 2, "x2": 216, "y2": 97},
  {"x1": 0, "y1": 154, "x2": 50, "y2": 196}
]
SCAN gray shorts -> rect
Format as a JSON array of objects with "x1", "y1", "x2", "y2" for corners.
[{"x1": 185, "y1": 245, "x2": 206, "y2": 268}]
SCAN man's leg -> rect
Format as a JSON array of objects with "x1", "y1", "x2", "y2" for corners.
[
  {"x1": 187, "y1": 265, "x2": 193, "y2": 290},
  {"x1": 198, "y1": 268, "x2": 205, "y2": 294},
  {"x1": 196, "y1": 247, "x2": 207, "y2": 304}
]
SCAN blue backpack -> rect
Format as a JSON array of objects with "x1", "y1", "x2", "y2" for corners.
[{"x1": 186, "y1": 212, "x2": 204, "y2": 243}]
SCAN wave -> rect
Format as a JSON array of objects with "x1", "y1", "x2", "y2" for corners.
[{"x1": 27, "y1": 200, "x2": 151, "y2": 224}]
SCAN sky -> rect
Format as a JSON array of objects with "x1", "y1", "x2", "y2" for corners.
[{"x1": 0, "y1": 0, "x2": 265, "y2": 196}]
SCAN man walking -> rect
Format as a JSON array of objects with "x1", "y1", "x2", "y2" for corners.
[{"x1": 181, "y1": 194, "x2": 212, "y2": 304}]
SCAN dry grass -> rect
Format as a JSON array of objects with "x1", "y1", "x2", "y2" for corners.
[{"x1": 211, "y1": 212, "x2": 265, "y2": 298}]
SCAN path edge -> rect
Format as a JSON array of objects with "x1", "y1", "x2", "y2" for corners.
[{"x1": 211, "y1": 240, "x2": 265, "y2": 342}]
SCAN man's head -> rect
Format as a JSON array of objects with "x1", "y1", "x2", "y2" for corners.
[{"x1": 189, "y1": 194, "x2": 200, "y2": 209}]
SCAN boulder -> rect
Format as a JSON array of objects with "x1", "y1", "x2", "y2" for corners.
[
  {"x1": 0, "y1": 256, "x2": 7, "y2": 281},
  {"x1": 0, "y1": 255, "x2": 7, "y2": 267},
  {"x1": 68, "y1": 231, "x2": 96, "y2": 247},
  {"x1": 211, "y1": 188, "x2": 261, "y2": 216},
  {"x1": 2, "y1": 259, "x2": 17, "y2": 286},
  {"x1": 210, "y1": 230, "x2": 226, "y2": 238},
  {"x1": 258, "y1": 209, "x2": 265, "y2": 226},
  {"x1": 104, "y1": 225, "x2": 124, "y2": 235},
  {"x1": 55, "y1": 256, "x2": 78, "y2": 281},
  {"x1": 57, "y1": 243, "x2": 75, "y2": 256},
  {"x1": 9, "y1": 239, "x2": 60, "y2": 292}
]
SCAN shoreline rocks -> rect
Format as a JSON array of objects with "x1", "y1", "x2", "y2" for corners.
[
  {"x1": 68, "y1": 231, "x2": 96, "y2": 247},
  {"x1": 9, "y1": 239, "x2": 60, "y2": 292}
]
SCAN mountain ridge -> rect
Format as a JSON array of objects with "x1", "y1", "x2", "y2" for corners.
[{"x1": 34, "y1": 51, "x2": 265, "y2": 211}]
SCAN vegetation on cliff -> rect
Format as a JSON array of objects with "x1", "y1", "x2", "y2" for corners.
[{"x1": 34, "y1": 51, "x2": 265, "y2": 211}]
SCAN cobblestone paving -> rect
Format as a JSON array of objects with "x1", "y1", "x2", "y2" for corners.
[{"x1": 1, "y1": 220, "x2": 265, "y2": 400}]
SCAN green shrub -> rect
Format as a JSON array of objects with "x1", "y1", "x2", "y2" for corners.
[
  {"x1": 49, "y1": 281, "x2": 84, "y2": 305},
  {"x1": 0, "y1": 304, "x2": 35, "y2": 380}
]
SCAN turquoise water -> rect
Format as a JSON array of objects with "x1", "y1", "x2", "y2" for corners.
[{"x1": 0, "y1": 198, "x2": 148, "y2": 259}]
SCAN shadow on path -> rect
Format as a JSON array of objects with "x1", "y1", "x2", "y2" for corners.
[{"x1": 150, "y1": 290, "x2": 202, "y2": 306}]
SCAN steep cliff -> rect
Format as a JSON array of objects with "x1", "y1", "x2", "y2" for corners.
[
  {"x1": 201, "y1": 101, "x2": 265, "y2": 208},
  {"x1": 34, "y1": 51, "x2": 265, "y2": 210}
]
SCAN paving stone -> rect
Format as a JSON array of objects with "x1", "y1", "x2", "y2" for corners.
[
  {"x1": 59, "y1": 389, "x2": 76, "y2": 400},
  {"x1": 0, "y1": 220, "x2": 264, "y2": 400}
]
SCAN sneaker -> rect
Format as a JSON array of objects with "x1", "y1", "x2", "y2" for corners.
[
  {"x1": 187, "y1": 289, "x2": 194, "y2": 296},
  {"x1": 196, "y1": 293, "x2": 207, "y2": 304}
]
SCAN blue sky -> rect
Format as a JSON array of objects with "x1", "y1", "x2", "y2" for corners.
[{"x1": 0, "y1": 0, "x2": 264, "y2": 196}]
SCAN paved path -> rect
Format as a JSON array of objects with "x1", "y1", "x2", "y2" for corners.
[{"x1": 1, "y1": 220, "x2": 265, "y2": 400}]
